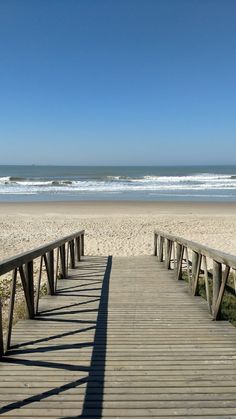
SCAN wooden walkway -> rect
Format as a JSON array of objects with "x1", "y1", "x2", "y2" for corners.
[{"x1": 1, "y1": 255, "x2": 236, "y2": 418}]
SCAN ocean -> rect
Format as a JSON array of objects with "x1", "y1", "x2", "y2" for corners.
[{"x1": 1, "y1": 165, "x2": 236, "y2": 202}]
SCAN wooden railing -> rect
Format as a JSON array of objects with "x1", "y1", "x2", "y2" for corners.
[
  {"x1": 154, "y1": 230, "x2": 236, "y2": 321},
  {"x1": 0, "y1": 230, "x2": 85, "y2": 356}
]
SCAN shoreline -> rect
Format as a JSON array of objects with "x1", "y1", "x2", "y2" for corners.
[{"x1": 1, "y1": 200, "x2": 236, "y2": 215}]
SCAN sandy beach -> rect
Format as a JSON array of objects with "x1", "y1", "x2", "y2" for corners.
[{"x1": 1, "y1": 201, "x2": 236, "y2": 261}]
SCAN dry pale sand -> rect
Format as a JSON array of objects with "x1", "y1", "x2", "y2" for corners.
[{"x1": 0, "y1": 201, "x2": 236, "y2": 261}]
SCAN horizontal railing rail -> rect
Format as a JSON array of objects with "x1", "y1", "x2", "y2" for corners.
[
  {"x1": 154, "y1": 229, "x2": 236, "y2": 322},
  {"x1": 0, "y1": 230, "x2": 84, "y2": 276},
  {"x1": 0, "y1": 229, "x2": 85, "y2": 357}
]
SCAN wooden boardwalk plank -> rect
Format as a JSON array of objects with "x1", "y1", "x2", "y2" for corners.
[{"x1": 0, "y1": 255, "x2": 236, "y2": 418}]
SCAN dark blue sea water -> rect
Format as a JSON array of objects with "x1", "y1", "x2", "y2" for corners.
[{"x1": 1, "y1": 165, "x2": 236, "y2": 202}]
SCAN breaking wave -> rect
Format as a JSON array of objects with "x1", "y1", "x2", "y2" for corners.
[{"x1": 1, "y1": 172, "x2": 236, "y2": 195}]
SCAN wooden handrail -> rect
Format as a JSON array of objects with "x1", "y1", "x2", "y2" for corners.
[
  {"x1": 0, "y1": 229, "x2": 85, "y2": 356},
  {"x1": 0, "y1": 230, "x2": 85, "y2": 275},
  {"x1": 154, "y1": 229, "x2": 236, "y2": 321},
  {"x1": 154, "y1": 229, "x2": 236, "y2": 269}
]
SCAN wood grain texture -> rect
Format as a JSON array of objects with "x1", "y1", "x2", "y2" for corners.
[
  {"x1": 155, "y1": 229, "x2": 236, "y2": 268},
  {"x1": 0, "y1": 230, "x2": 84, "y2": 276},
  {"x1": 0, "y1": 255, "x2": 236, "y2": 418}
]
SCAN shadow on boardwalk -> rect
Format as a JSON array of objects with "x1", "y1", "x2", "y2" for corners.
[{"x1": 0, "y1": 255, "x2": 112, "y2": 418}]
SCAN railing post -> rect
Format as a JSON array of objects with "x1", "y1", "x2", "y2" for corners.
[
  {"x1": 46, "y1": 250, "x2": 55, "y2": 295},
  {"x1": 191, "y1": 250, "x2": 199, "y2": 293},
  {"x1": 25, "y1": 261, "x2": 35, "y2": 318},
  {"x1": 158, "y1": 236, "x2": 164, "y2": 262},
  {"x1": 6, "y1": 268, "x2": 17, "y2": 351},
  {"x1": 213, "y1": 260, "x2": 222, "y2": 319},
  {"x1": 154, "y1": 234, "x2": 158, "y2": 256},
  {"x1": 70, "y1": 240, "x2": 75, "y2": 269},
  {"x1": 0, "y1": 298, "x2": 4, "y2": 357},
  {"x1": 169, "y1": 240, "x2": 173, "y2": 270},
  {"x1": 192, "y1": 253, "x2": 202, "y2": 296},
  {"x1": 176, "y1": 243, "x2": 184, "y2": 280},
  {"x1": 81, "y1": 234, "x2": 85, "y2": 256},
  {"x1": 59, "y1": 244, "x2": 67, "y2": 278},
  {"x1": 76, "y1": 237, "x2": 81, "y2": 262},
  {"x1": 173, "y1": 241, "x2": 177, "y2": 272},
  {"x1": 165, "y1": 239, "x2": 171, "y2": 269},
  {"x1": 165, "y1": 239, "x2": 168, "y2": 267}
]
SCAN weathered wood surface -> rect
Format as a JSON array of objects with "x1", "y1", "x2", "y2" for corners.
[
  {"x1": 0, "y1": 231, "x2": 85, "y2": 354},
  {"x1": 154, "y1": 230, "x2": 236, "y2": 320},
  {"x1": 154, "y1": 229, "x2": 236, "y2": 269},
  {"x1": 0, "y1": 230, "x2": 84, "y2": 276},
  {"x1": 1, "y1": 255, "x2": 236, "y2": 418}
]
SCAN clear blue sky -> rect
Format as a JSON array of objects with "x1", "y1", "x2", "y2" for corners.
[{"x1": 0, "y1": 0, "x2": 236, "y2": 165}]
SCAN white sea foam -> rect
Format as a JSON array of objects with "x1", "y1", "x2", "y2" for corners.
[
  {"x1": 0, "y1": 173, "x2": 236, "y2": 195},
  {"x1": 0, "y1": 176, "x2": 11, "y2": 184},
  {"x1": 140, "y1": 174, "x2": 231, "y2": 183}
]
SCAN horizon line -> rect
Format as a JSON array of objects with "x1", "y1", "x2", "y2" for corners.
[{"x1": 0, "y1": 163, "x2": 236, "y2": 168}]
